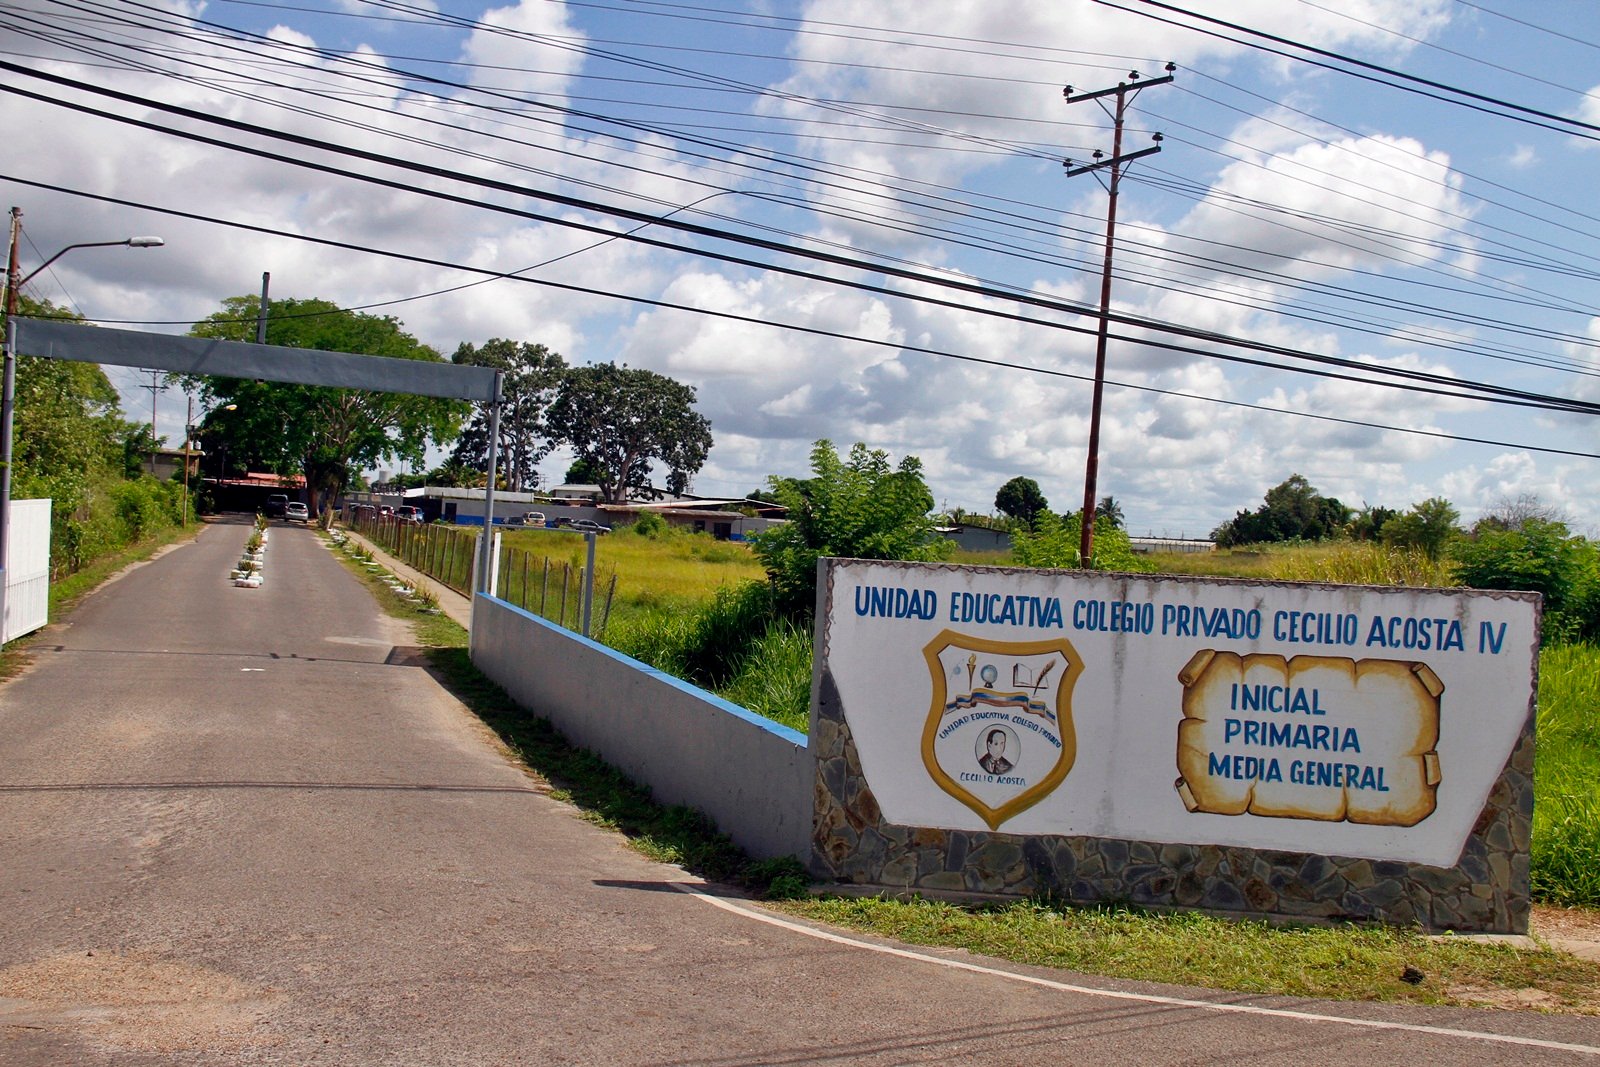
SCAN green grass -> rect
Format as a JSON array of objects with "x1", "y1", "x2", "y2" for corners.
[
  {"x1": 1533, "y1": 645, "x2": 1600, "y2": 906},
  {"x1": 1144, "y1": 541, "x2": 1457, "y2": 586},
  {"x1": 775, "y1": 895, "x2": 1600, "y2": 1010}
]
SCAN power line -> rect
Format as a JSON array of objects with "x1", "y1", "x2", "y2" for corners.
[
  {"x1": 10, "y1": 65, "x2": 1598, "y2": 421},
  {"x1": 9, "y1": 170, "x2": 1598, "y2": 462},
  {"x1": 1098, "y1": 0, "x2": 1600, "y2": 143}
]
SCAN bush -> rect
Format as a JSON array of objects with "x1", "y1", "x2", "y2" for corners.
[
  {"x1": 1011, "y1": 510, "x2": 1152, "y2": 572},
  {"x1": 112, "y1": 477, "x2": 182, "y2": 542},
  {"x1": 720, "y1": 618, "x2": 813, "y2": 732},
  {"x1": 629, "y1": 511, "x2": 668, "y2": 538},
  {"x1": 1531, "y1": 644, "x2": 1600, "y2": 905},
  {"x1": 753, "y1": 440, "x2": 952, "y2": 617},
  {"x1": 1450, "y1": 518, "x2": 1597, "y2": 643}
]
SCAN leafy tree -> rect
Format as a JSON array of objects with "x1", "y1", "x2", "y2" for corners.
[
  {"x1": 1382, "y1": 497, "x2": 1460, "y2": 561},
  {"x1": 187, "y1": 297, "x2": 467, "y2": 514},
  {"x1": 449, "y1": 339, "x2": 566, "y2": 492},
  {"x1": 5, "y1": 295, "x2": 185, "y2": 571},
  {"x1": 565, "y1": 457, "x2": 607, "y2": 486},
  {"x1": 1212, "y1": 474, "x2": 1352, "y2": 546},
  {"x1": 994, "y1": 476, "x2": 1048, "y2": 528},
  {"x1": 1011, "y1": 510, "x2": 1149, "y2": 572},
  {"x1": 544, "y1": 363, "x2": 712, "y2": 504},
  {"x1": 752, "y1": 440, "x2": 952, "y2": 617},
  {"x1": 1350, "y1": 504, "x2": 1398, "y2": 542}
]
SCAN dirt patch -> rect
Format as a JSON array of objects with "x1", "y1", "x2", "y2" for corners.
[
  {"x1": 1534, "y1": 905, "x2": 1600, "y2": 943},
  {"x1": 0, "y1": 950, "x2": 279, "y2": 1054},
  {"x1": 1534, "y1": 905, "x2": 1600, "y2": 962},
  {"x1": 1445, "y1": 984, "x2": 1566, "y2": 1010}
]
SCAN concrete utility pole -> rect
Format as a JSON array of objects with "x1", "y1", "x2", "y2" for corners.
[
  {"x1": 256, "y1": 271, "x2": 270, "y2": 343},
  {"x1": 142, "y1": 369, "x2": 164, "y2": 474},
  {"x1": 1063, "y1": 64, "x2": 1173, "y2": 566}
]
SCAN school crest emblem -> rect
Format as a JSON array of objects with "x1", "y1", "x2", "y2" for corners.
[{"x1": 920, "y1": 630, "x2": 1083, "y2": 830}]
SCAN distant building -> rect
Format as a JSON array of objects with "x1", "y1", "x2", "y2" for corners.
[
  {"x1": 1128, "y1": 536, "x2": 1214, "y2": 555},
  {"x1": 936, "y1": 522, "x2": 1013, "y2": 554},
  {"x1": 344, "y1": 486, "x2": 787, "y2": 540},
  {"x1": 140, "y1": 446, "x2": 203, "y2": 482}
]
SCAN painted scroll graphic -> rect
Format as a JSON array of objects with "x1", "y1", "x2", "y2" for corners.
[{"x1": 1175, "y1": 650, "x2": 1443, "y2": 826}]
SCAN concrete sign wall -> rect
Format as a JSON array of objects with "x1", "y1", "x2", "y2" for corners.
[{"x1": 812, "y1": 559, "x2": 1540, "y2": 932}]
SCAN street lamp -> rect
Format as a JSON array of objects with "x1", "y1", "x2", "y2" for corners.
[
  {"x1": 6, "y1": 236, "x2": 165, "y2": 316},
  {"x1": 2, "y1": 207, "x2": 164, "y2": 638}
]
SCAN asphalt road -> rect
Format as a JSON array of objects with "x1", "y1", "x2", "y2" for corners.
[{"x1": 1, "y1": 517, "x2": 1598, "y2": 1065}]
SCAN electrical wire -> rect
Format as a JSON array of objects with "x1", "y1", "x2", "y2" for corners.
[
  {"x1": 12, "y1": 2, "x2": 1600, "y2": 399},
  {"x1": 9, "y1": 169, "x2": 1599, "y2": 462}
]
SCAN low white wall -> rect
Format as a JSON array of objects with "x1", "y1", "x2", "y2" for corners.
[{"x1": 471, "y1": 594, "x2": 813, "y2": 860}]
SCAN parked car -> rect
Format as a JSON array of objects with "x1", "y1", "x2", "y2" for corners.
[
  {"x1": 524, "y1": 511, "x2": 546, "y2": 526},
  {"x1": 285, "y1": 501, "x2": 310, "y2": 523},
  {"x1": 265, "y1": 493, "x2": 288, "y2": 518},
  {"x1": 394, "y1": 505, "x2": 424, "y2": 524},
  {"x1": 570, "y1": 518, "x2": 611, "y2": 534}
]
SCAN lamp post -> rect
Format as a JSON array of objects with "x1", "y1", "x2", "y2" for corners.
[
  {"x1": 2, "y1": 206, "x2": 164, "y2": 634},
  {"x1": 210, "y1": 403, "x2": 237, "y2": 511}
]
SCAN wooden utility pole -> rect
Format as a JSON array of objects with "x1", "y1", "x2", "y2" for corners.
[{"x1": 1063, "y1": 64, "x2": 1173, "y2": 565}]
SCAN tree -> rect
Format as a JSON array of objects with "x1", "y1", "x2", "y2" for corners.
[
  {"x1": 752, "y1": 440, "x2": 952, "y2": 617},
  {"x1": 1478, "y1": 493, "x2": 1568, "y2": 532},
  {"x1": 5, "y1": 295, "x2": 184, "y2": 571},
  {"x1": 449, "y1": 339, "x2": 566, "y2": 492},
  {"x1": 564, "y1": 457, "x2": 606, "y2": 486},
  {"x1": 1382, "y1": 497, "x2": 1460, "y2": 561},
  {"x1": 1212, "y1": 474, "x2": 1352, "y2": 546},
  {"x1": 1097, "y1": 495, "x2": 1124, "y2": 530},
  {"x1": 544, "y1": 363, "x2": 713, "y2": 504},
  {"x1": 187, "y1": 297, "x2": 467, "y2": 514},
  {"x1": 1350, "y1": 504, "x2": 1398, "y2": 541},
  {"x1": 994, "y1": 476, "x2": 1048, "y2": 528}
]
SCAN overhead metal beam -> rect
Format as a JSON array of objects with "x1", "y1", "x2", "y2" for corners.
[{"x1": 13, "y1": 319, "x2": 499, "y2": 403}]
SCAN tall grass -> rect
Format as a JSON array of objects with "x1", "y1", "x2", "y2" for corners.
[
  {"x1": 1533, "y1": 644, "x2": 1600, "y2": 905},
  {"x1": 1145, "y1": 541, "x2": 1456, "y2": 587}
]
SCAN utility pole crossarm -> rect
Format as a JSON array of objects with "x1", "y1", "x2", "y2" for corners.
[
  {"x1": 1064, "y1": 142, "x2": 1162, "y2": 177},
  {"x1": 1062, "y1": 72, "x2": 1175, "y2": 104}
]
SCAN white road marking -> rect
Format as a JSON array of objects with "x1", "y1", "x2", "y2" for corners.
[{"x1": 673, "y1": 882, "x2": 1600, "y2": 1057}]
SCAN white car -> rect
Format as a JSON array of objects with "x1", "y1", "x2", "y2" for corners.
[{"x1": 285, "y1": 501, "x2": 310, "y2": 523}]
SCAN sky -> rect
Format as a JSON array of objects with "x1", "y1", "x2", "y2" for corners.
[{"x1": 3, "y1": 0, "x2": 1599, "y2": 538}]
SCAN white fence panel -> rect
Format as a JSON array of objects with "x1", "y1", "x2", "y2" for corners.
[{"x1": 3, "y1": 499, "x2": 51, "y2": 644}]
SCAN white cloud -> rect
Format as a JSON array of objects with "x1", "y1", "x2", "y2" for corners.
[{"x1": 1574, "y1": 85, "x2": 1600, "y2": 131}]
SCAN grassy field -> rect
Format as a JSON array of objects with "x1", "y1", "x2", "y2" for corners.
[{"x1": 499, "y1": 526, "x2": 764, "y2": 626}]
